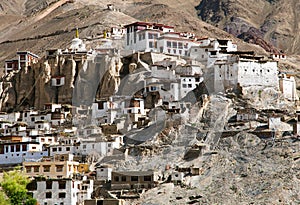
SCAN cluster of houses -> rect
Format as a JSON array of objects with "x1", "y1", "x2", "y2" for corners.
[{"x1": 1, "y1": 20, "x2": 300, "y2": 204}]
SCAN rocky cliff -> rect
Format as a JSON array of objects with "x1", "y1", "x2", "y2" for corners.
[
  {"x1": 0, "y1": 51, "x2": 122, "y2": 111},
  {"x1": 196, "y1": 0, "x2": 300, "y2": 55}
]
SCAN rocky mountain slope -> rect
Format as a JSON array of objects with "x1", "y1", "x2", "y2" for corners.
[
  {"x1": 0, "y1": 0, "x2": 274, "y2": 71},
  {"x1": 196, "y1": 0, "x2": 300, "y2": 55}
]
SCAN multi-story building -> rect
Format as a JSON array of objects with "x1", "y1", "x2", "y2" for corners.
[
  {"x1": 27, "y1": 177, "x2": 93, "y2": 205},
  {"x1": 206, "y1": 54, "x2": 279, "y2": 92},
  {"x1": 124, "y1": 21, "x2": 201, "y2": 57},
  {"x1": 125, "y1": 21, "x2": 174, "y2": 52},
  {"x1": 0, "y1": 141, "x2": 48, "y2": 165},
  {"x1": 23, "y1": 154, "x2": 79, "y2": 179},
  {"x1": 111, "y1": 170, "x2": 160, "y2": 190},
  {"x1": 4, "y1": 51, "x2": 39, "y2": 74}
]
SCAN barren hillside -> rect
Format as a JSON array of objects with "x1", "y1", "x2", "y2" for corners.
[
  {"x1": 196, "y1": 0, "x2": 300, "y2": 55},
  {"x1": 0, "y1": 0, "x2": 267, "y2": 68},
  {"x1": 0, "y1": 0, "x2": 299, "y2": 75}
]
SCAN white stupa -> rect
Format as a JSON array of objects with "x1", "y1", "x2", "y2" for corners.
[{"x1": 69, "y1": 28, "x2": 86, "y2": 52}]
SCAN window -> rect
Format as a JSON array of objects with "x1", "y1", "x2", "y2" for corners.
[
  {"x1": 45, "y1": 192, "x2": 52, "y2": 198},
  {"x1": 56, "y1": 165, "x2": 63, "y2": 172},
  {"x1": 58, "y1": 181, "x2": 66, "y2": 189},
  {"x1": 46, "y1": 181, "x2": 52, "y2": 189},
  {"x1": 188, "y1": 84, "x2": 192, "y2": 88},
  {"x1": 131, "y1": 176, "x2": 138, "y2": 181},
  {"x1": 172, "y1": 42, "x2": 177, "y2": 48},
  {"x1": 33, "y1": 166, "x2": 39, "y2": 172},
  {"x1": 134, "y1": 32, "x2": 136, "y2": 43},
  {"x1": 144, "y1": 176, "x2": 152, "y2": 181},
  {"x1": 25, "y1": 166, "x2": 31, "y2": 173},
  {"x1": 31, "y1": 117, "x2": 34, "y2": 122},
  {"x1": 0, "y1": 145, "x2": 5, "y2": 154},
  {"x1": 167, "y1": 41, "x2": 171, "y2": 47},
  {"x1": 182, "y1": 84, "x2": 187, "y2": 88},
  {"x1": 52, "y1": 147, "x2": 57, "y2": 152},
  {"x1": 58, "y1": 147, "x2": 62, "y2": 151},
  {"x1": 59, "y1": 192, "x2": 66, "y2": 198},
  {"x1": 149, "y1": 41, "x2": 153, "y2": 48},
  {"x1": 22, "y1": 144, "x2": 27, "y2": 151},
  {"x1": 11, "y1": 145, "x2": 14, "y2": 152},
  {"x1": 66, "y1": 147, "x2": 70, "y2": 151},
  {"x1": 83, "y1": 145, "x2": 86, "y2": 149},
  {"x1": 178, "y1": 42, "x2": 183, "y2": 49},
  {"x1": 121, "y1": 176, "x2": 126, "y2": 182},
  {"x1": 114, "y1": 176, "x2": 119, "y2": 182},
  {"x1": 43, "y1": 166, "x2": 50, "y2": 172}
]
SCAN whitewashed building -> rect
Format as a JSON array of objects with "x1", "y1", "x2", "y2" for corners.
[
  {"x1": 0, "y1": 141, "x2": 48, "y2": 165},
  {"x1": 207, "y1": 54, "x2": 279, "y2": 92},
  {"x1": 75, "y1": 134, "x2": 124, "y2": 157},
  {"x1": 96, "y1": 165, "x2": 113, "y2": 181},
  {"x1": 279, "y1": 73, "x2": 299, "y2": 101},
  {"x1": 156, "y1": 32, "x2": 200, "y2": 56},
  {"x1": 27, "y1": 178, "x2": 93, "y2": 205},
  {"x1": 125, "y1": 21, "x2": 174, "y2": 52}
]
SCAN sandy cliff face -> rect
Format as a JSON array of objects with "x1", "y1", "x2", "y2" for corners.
[{"x1": 0, "y1": 52, "x2": 122, "y2": 111}]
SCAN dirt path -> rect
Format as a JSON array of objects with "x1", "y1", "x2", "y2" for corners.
[
  {"x1": 32, "y1": 0, "x2": 71, "y2": 23},
  {"x1": 0, "y1": 0, "x2": 73, "y2": 42}
]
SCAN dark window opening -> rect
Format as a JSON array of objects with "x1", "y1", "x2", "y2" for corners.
[{"x1": 131, "y1": 176, "x2": 138, "y2": 181}]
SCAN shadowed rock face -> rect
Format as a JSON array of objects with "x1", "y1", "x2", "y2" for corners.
[{"x1": 196, "y1": 0, "x2": 300, "y2": 55}]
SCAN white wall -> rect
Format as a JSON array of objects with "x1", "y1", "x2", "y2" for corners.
[{"x1": 96, "y1": 167, "x2": 112, "y2": 181}]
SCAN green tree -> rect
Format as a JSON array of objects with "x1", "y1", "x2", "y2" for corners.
[
  {"x1": 0, "y1": 169, "x2": 36, "y2": 205},
  {"x1": 0, "y1": 190, "x2": 10, "y2": 205}
]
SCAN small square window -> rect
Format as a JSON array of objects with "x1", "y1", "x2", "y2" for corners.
[
  {"x1": 59, "y1": 192, "x2": 66, "y2": 198},
  {"x1": 46, "y1": 192, "x2": 52, "y2": 198}
]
